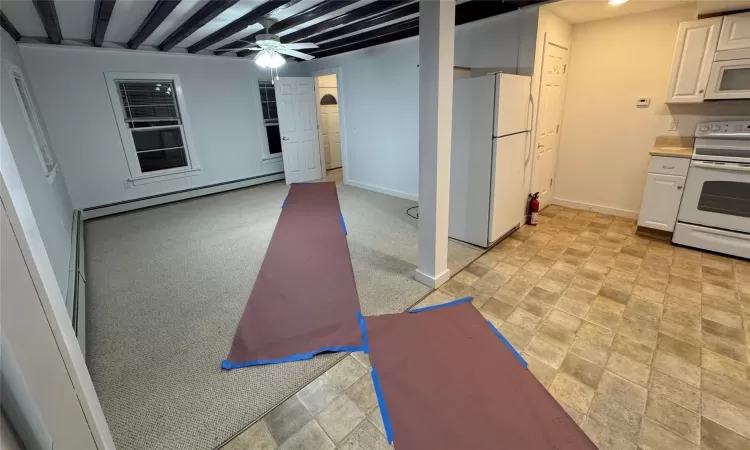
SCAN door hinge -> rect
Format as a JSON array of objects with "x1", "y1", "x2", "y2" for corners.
[{"x1": 550, "y1": 178, "x2": 553, "y2": 187}]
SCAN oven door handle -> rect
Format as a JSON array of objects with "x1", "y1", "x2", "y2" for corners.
[{"x1": 691, "y1": 161, "x2": 750, "y2": 173}]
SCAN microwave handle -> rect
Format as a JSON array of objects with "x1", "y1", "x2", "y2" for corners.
[{"x1": 692, "y1": 161, "x2": 750, "y2": 173}]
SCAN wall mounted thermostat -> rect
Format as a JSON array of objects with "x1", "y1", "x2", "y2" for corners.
[{"x1": 636, "y1": 97, "x2": 651, "y2": 107}]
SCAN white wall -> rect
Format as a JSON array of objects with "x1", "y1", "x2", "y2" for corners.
[
  {"x1": 1, "y1": 30, "x2": 73, "y2": 297},
  {"x1": 299, "y1": 8, "x2": 540, "y2": 200},
  {"x1": 18, "y1": 45, "x2": 299, "y2": 209},
  {"x1": 553, "y1": 5, "x2": 750, "y2": 216}
]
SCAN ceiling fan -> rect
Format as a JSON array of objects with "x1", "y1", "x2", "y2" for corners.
[{"x1": 224, "y1": 19, "x2": 318, "y2": 68}]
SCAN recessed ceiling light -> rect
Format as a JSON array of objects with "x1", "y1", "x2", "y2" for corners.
[{"x1": 609, "y1": 0, "x2": 629, "y2": 5}]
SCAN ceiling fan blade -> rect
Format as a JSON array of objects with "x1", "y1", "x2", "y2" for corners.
[
  {"x1": 277, "y1": 48, "x2": 315, "y2": 60},
  {"x1": 283, "y1": 43, "x2": 318, "y2": 50},
  {"x1": 220, "y1": 46, "x2": 261, "y2": 52}
]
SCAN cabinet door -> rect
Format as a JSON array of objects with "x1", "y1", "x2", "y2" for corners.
[
  {"x1": 666, "y1": 18, "x2": 722, "y2": 103},
  {"x1": 717, "y1": 13, "x2": 750, "y2": 51},
  {"x1": 638, "y1": 173, "x2": 685, "y2": 232}
]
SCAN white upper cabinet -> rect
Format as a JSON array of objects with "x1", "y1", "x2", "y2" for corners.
[
  {"x1": 717, "y1": 13, "x2": 750, "y2": 51},
  {"x1": 666, "y1": 17, "x2": 722, "y2": 103}
]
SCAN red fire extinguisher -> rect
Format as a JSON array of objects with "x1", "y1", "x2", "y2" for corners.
[{"x1": 527, "y1": 192, "x2": 540, "y2": 226}]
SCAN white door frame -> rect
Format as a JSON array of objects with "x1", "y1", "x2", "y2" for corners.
[
  {"x1": 311, "y1": 67, "x2": 349, "y2": 184},
  {"x1": 0, "y1": 124, "x2": 115, "y2": 449},
  {"x1": 530, "y1": 33, "x2": 570, "y2": 208}
]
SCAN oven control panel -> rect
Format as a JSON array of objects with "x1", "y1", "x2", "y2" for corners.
[{"x1": 695, "y1": 121, "x2": 750, "y2": 138}]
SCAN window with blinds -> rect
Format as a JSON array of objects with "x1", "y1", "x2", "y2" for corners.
[
  {"x1": 258, "y1": 81, "x2": 281, "y2": 155},
  {"x1": 8, "y1": 65, "x2": 58, "y2": 180},
  {"x1": 116, "y1": 81, "x2": 188, "y2": 173}
]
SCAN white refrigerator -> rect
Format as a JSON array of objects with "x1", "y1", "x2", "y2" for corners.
[{"x1": 449, "y1": 73, "x2": 531, "y2": 247}]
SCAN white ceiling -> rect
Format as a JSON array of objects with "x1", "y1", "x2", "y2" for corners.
[{"x1": 545, "y1": 0, "x2": 694, "y2": 24}]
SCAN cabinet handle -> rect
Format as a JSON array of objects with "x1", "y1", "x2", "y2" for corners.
[
  {"x1": 699, "y1": 89, "x2": 704, "y2": 93},
  {"x1": 662, "y1": 165, "x2": 675, "y2": 169},
  {"x1": 677, "y1": 185, "x2": 683, "y2": 190}
]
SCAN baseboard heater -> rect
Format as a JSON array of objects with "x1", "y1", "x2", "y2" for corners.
[
  {"x1": 82, "y1": 172, "x2": 285, "y2": 220},
  {"x1": 66, "y1": 209, "x2": 86, "y2": 354}
]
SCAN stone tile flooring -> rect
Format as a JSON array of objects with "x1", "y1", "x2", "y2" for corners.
[{"x1": 222, "y1": 205, "x2": 750, "y2": 449}]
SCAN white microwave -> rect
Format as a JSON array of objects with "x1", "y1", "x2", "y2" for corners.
[{"x1": 706, "y1": 48, "x2": 750, "y2": 100}]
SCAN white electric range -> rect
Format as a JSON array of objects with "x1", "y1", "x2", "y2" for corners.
[{"x1": 673, "y1": 121, "x2": 750, "y2": 259}]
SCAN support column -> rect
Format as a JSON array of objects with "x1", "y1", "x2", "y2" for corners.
[{"x1": 414, "y1": 0, "x2": 455, "y2": 289}]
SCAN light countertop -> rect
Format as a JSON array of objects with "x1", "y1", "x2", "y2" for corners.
[{"x1": 650, "y1": 136, "x2": 694, "y2": 159}]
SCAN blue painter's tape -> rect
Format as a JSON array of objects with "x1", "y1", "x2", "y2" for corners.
[
  {"x1": 340, "y1": 212, "x2": 347, "y2": 235},
  {"x1": 357, "y1": 312, "x2": 369, "y2": 354},
  {"x1": 221, "y1": 345, "x2": 364, "y2": 370},
  {"x1": 409, "y1": 296, "x2": 472, "y2": 313},
  {"x1": 281, "y1": 196, "x2": 287, "y2": 208},
  {"x1": 371, "y1": 367, "x2": 394, "y2": 444},
  {"x1": 486, "y1": 319, "x2": 528, "y2": 369}
]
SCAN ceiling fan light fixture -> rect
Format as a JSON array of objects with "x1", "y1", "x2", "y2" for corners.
[{"x1": 255, "y1": 49, "x2": 285, "y2": 69}]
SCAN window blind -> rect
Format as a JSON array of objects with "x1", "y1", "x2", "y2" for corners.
[{"x1": 117, "y1": 81, "x2": 180, "y2": 124}]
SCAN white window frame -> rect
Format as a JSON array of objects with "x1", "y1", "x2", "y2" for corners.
[
  {"x1": 104, "y1": 72, "x2": 201, "y2": 184},
  {"x1": 5, "y1": 61, "x2": 59, "y2": 184},
  {"x1": 254, "y1": 80, "x2": 282, "y2": 163}
]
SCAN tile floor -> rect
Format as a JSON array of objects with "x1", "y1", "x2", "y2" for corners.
[{"x1": 223, "y1": 205, "x2": 750, "y2": 450}]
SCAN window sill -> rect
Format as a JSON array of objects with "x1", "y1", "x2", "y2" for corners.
[
  {"x1": 261, "y1": 154, "x2": 283, "y2": 164},
  {"x1": 128, "y1": 168, "x2": 201, "y2": 186}
]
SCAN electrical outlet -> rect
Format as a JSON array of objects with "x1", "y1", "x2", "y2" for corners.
[{"x1": 668, "y1": 120, "x2": 679, "y2": 131}]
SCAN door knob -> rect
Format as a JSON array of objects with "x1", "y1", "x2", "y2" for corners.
[{"x1": 282, "y1": 136, "x2": 290, "y2": 141}]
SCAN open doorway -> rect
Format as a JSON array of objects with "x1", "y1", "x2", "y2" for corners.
[{"x1": 314, "y1": 73, "x2": 343, "y2": 184}]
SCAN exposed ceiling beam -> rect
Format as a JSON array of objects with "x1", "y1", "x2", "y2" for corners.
[
  {"x1": 32, "y1": 0, "x2": 63, "y2": 44},
  {"x1": 306, "y1": 2, "x2": 417, "y2": 44},
  {"x1": 128, "y1": 0, "x2": 182, "y2": 49},
  {"x1": 1, "y1": 11, "x2": 22, "y2": 41},
  {"x1": 280, "y1": 0, "x2": 409, "y2": 44},
  {"x1": 91, "y1": 0, "x2": 116, "y2": 47},
  {"x1": 309, "y1": 27, "x2": 416, "y2": 59},
  {"x1": 310, "y1": 18, "x2": 417, "y2": 54},
  {"x1": 187, "y1": 0, "x2": 291, "y2": 54},
  {"x1": 269, "y1": 0, "x2": 355, "y2": 34},
  {"x1": 454, "y1": 0, "x2": 530, "y2": 26},
  {"x1": 215, "y1": 0, "x2": 355, "y2": 55},
  {"x1": 308, "y1": 0, "x2": 544, "y2": 60},
  {"x1": 159, "y1": 0, "x2": 239, "y2": 51}
]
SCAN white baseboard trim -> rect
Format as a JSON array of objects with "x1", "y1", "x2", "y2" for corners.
[
  {"x1": 346, "y1": 179, "x2": 418, "y2": 201},
  {"x1": 551, "y1": 197, "x2": 639, "y2": 219},
  {"x1": 82, "y1": 172, "x2": 285, "y2": 219},
  {"x1": 414, "y1": 268, "x2": 451, "y2": 288}
]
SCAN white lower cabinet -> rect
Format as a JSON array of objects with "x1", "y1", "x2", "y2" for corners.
[{"x1": 638, "y1": 173, "x2": 686, "y2": 232}]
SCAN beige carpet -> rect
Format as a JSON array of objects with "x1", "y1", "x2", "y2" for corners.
[{"x1": 85, "y1": 181, "x2": 481, "y2": 450}]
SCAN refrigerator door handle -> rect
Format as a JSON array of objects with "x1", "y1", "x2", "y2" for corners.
[{"x1": 524, "y1": 92, "x2": 535, "y2": 185}]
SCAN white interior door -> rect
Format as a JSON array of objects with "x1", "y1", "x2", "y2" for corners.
[
  {"x1": 531, "y1": 40, "x2": 569, "y2": 207},
  {"x1": 320, "y1": 105, "x2": 342, "y2": 170},
  {"x1": 275, "y1": 77, "x2": 323, "y2": 183}
]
